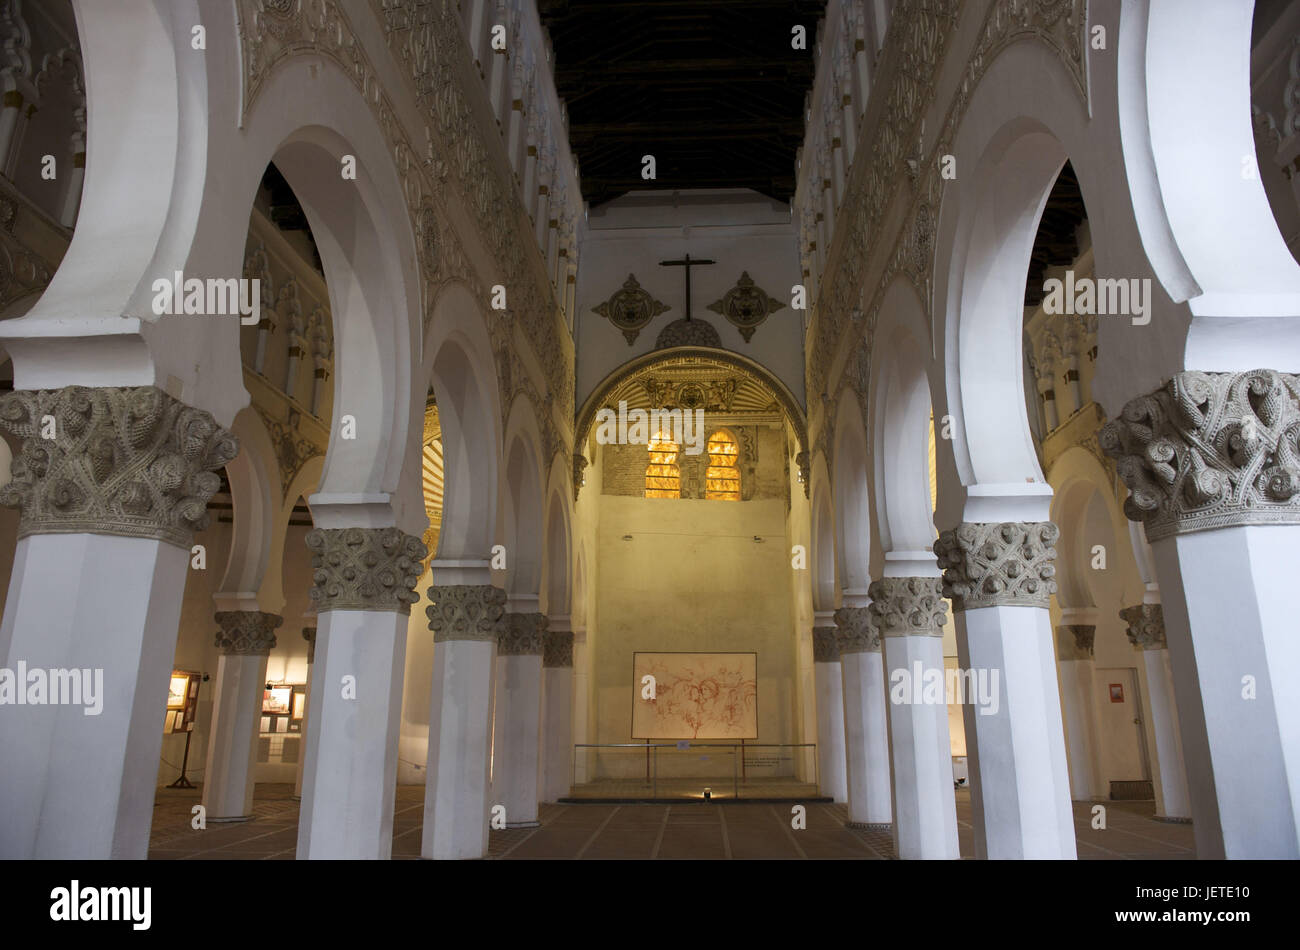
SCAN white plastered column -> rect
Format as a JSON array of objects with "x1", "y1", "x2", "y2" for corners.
[
  {"x1": 294, "y1": 625, "x2": 316, "y2": 799},
  {"x1": 572, "y1": 621, "x2": 590, "y2": 784},
  {"x1": 1150, "y1": 528, "x2": 1300, "y2": 857},
  {"x1": 0, "y1": 386, "x2": 238, "y2": 859},
  {"x1": 492, "y1": 605, "x2": 546, "y2": 827},
  {"x1": 1101, "y1": 370, "x2": 1300, "y2": 858},
  {"x1": 202, "y1": 611, "x2": 283, "y2": 821},
  {"x1": 869, "y1": 577, "x2": 959, "y2": 859},
  {"x1": 811, "y1": 621, "x2": 848, "y2": 803},
  {"x1": 1120, "y1": 604, "x2": 1190, "y2": 823},
  {"x1": 1053, "y1": 617, "x2": 1106, "y2": 801},
  {"x1": 936, "y1": 522, "x2": 1076, "y2": 860},
  {"x1": 423, "y1": 565, "x2": 503, "y2": 859},
  {"x1": 296, "y1": 526, "x2": 427, "y2": 860},
  {"x1": 833, "y1": 608, "x2": 890, "y2": 824},
  {"x1": 540, "y1": 614, "x2": 574, "y2": 803}
]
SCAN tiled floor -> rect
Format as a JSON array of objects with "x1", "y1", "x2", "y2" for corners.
[
  {"x1": 564, "y1": 776, "x2": 825, "y2": 801},
  {"x1": 147, "y1": 783, "x2": 1196, "y2": 859}
]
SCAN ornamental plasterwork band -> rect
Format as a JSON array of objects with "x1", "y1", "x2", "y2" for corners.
[
  {"x1": 304, "y1": 527, "x2": 427, "y2": 614},
  {"x1": 833, "y1": 606, "x2": 882, "y2": 653},
  {"x1": 1099, "y1": 370, "x2": 1300, "y2": 541},
  {"x1": 1054, "y1": 624, "x2": 1095, "y2": 662},
  {"x1": 1120, "y1": 604, "x2": 1167, "y2": 651},
  {"x1": 426, "y1": 584, "x2": 507, "y2": 643},
  {"x1": 593, "y1": 274, "x2": 670, "y2": 345},
  {"x1": 806, "y1": 0, "x2": 1086, "y2": 401},
  {"x1": 499, "y1": 612, "x2": 548, "y2": 656},
  {"x1": 0, "y1": 386, "x2": 239, "y2": 548},
  {"x1": 214, "y1": 611, "x2": 283, "y2": 656},
  {"x1": 812, "y1": 626, "x2": 841, "y2": 662},
  {"x1": 572, "y1": 453, "x2": 588, "y2": 503},
  {"x1": 867, "y1": 577, "x2": 949, "y2": 634},
  {"x1": 706, "y1": 272, "x2": 785, "y2": 343},
  {"x1": 933, "y1": 522, "x2": 1060, "y2": 611},
  {"x1": 238, "y1": 0, "x2": 576, "y2": 430},
  {"x1": 543, "y1": 630, "x2": 574, "y2": 668}
]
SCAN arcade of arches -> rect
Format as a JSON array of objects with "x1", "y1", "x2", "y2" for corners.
[{"x1": 0, "y1": 0, "x2": 1298, "y2": 862}]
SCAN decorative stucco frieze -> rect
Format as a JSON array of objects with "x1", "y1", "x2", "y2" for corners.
[
  {"x1": 214, "y1": 610, "x2": 283, "y2": 656},
  {"x1": 426, "y1": 583, "x2": 506, "y2": 643},
  {"x1": 253, "y1": 404, "x2": 323, "y2": 496},
  {"x1": 1054, "y1": 623, "x2": 1095, "y2": 661},
  {"x1": 1099, "y1": 370, "x2": 1300, "y2": 540},
  {"x1": 304, "y1": 527, "x2": 427, "y2": 614},
  {"x1": 0, "y1": 385, "x2": 238, "y2": 548},
  {"x1": 0, "y1": 188, "x2": 55, "y2": 310},
  {"x1": 499, "y1": 612, "x2": 548, "y2": 656},
  {"x1": 812, "y1": 625, "x2": 841, "y2": 662},
  {"x1": 1120, "y1": 603, "x2": 1167, "y2": 651},
  {"x1": 572, "y1": 452, "x2": 588, "y2": 503},
  {"x1": 867, "y1": 577, "x2": 948, "y2": 634},
  {"x1": 933, "y1": 521, "x2": 1060, "y2": 610},
  {"x1": 543, "y1": 629, "x2": 574, "y2": 668},
  {"x1": 833, "y1": 605, "x2": 883, "y2": 652},
  {"x1": 235, "y1": 0, "x2": 575, "y2": 482},
  {"x1": 806, "y1": 0, "x2": 1088, "y2": 455}
]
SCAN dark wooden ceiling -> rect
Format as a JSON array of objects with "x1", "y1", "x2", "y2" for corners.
[
  {"x1": 538, "y1": 0, "x2": 826, "y2": 206},
  {"x1": 1025, "y1": 161, "x2": 1088, "y2": 306}
]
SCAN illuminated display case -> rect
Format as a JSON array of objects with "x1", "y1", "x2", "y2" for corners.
[
  {"x1": 166, "y1": 671, "x2": 201, "y2": 734},
  {"x1": 261, "y1": 684, "x2": 307, "y2": 734}
]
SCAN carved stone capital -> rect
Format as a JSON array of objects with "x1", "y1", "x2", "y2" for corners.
[
  {"x1": 426, "y1": 584, "x2": 506, "y2": 643},
  {"x1": 305, "y1": 527, "x2": 427, "y2": 614},
  {"x1": 1099, "y1": 370, "x2": 1300, "y2": 540},
  {"x1": 543, "y1": 629, "x2": 574, "y2": 667},
  {"x1": 500, "y1": 611, "x2": 547, "y2": 655},
  {"x1": 0, "y1": 386, "x2": 238, "y2": 547},
  {"x1": 1120, "y1": 604, "x2": 1167, "y2": 651},
  {"x1": 833, "y1": 606, "x2": 881, "y2": 653},
  {"x1": 302, "y1": 626, "x2": 316, "y2": 664},
  {"x1": 214, "y1": 611, "x2": 282, "y2": 656},
  {"x1": 1054, "y1": 624, "x2": 1095, "y2": 661},
  {"x1": 866, "y1": 577, "x2": 948, "y2": 635},
  {"x1": 933, "y1": 521, "x2": 1059, "y2": 610},
  {"x1": 812, "y1": 626, "x2": 841, "y2": 661}
]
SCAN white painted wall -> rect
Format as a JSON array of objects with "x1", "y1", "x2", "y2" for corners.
[
  {"x1": 591, "y1": 493, "x2": 798, "y2": 779},
  {"x1": 575, "y1": 189, "x2": 806, "y2": 411}
]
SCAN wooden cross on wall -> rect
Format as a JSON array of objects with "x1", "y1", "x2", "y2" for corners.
[{"x1": 659, "y1": 253, "x2": 715, "y2": 320}]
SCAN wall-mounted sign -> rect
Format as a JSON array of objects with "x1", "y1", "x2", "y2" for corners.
[{"x1": 1109, "y1": 683, "x2": 1125, "y2": 703}]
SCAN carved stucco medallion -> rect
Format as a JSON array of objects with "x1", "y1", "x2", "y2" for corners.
[{"x1": 593, "y1": 274, "x2": 670, "y2": 345}]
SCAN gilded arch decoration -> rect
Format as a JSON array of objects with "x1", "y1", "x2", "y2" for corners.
[{"x1": 574, "y1": 346, "x2": 809, "y2": 502}]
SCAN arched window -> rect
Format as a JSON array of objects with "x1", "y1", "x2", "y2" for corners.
[
  {"x1": 705, "y1": 430, "x2": 740, "y2": 500},
  {"x1": 645, "y1": 432, "x2": 681, "y2": 498}
]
